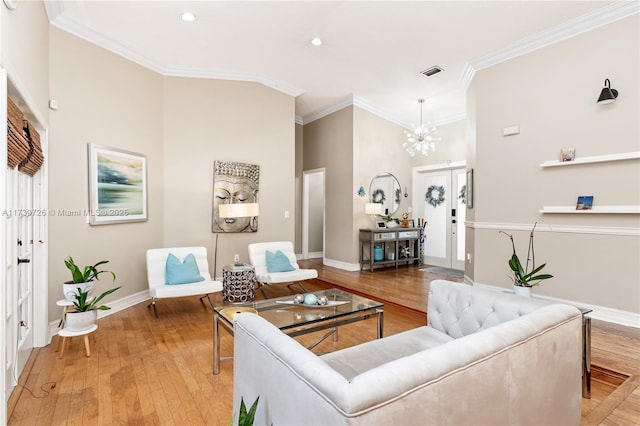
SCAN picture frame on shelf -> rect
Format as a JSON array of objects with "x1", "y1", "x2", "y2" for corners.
[
  {"x1": 576, "y1": 196, "x2": 594, "y2": 210},
  {"x1": 375, "y1": 221, "x2": 386, "y2": 229},
  {"x1": 560, "y1": 148, "x2": 576, "y2": 162},
  {"x1": 88, "y1": 144, "x2": 148, "y2": 225}
]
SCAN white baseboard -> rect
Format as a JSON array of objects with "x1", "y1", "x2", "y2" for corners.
[
  {"x1": 295, "y1": 251, "x2": 324, "y2": 260},
  {"x1": 48, "y1": 289, "x2": 151, "y2": 343},
  {"x1": 472, "y1": 281, "x2": 640, "y2": 328},
  {"x1": 322, "y1": 258, "x2": 360, "y2": 272}
]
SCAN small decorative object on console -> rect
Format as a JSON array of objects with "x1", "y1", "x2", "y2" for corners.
[{"x1": 401, "y1": 212, "x2": 410, "y2": 228}]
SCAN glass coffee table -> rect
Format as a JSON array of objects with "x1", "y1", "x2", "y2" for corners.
[{"x1": 213, "y1": 288, "x2": 384, "y2": 374}]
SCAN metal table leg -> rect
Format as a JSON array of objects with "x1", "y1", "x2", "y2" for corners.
[
  {"x1": 582, "y1": 315, "x2": 591, "y2": 399},
  {"x1": 213, "y1": 312, "x2": 220, "y2": 375}
]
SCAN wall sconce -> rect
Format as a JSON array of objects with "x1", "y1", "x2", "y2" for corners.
[{"x1": 597, "y1": 79, "x2": 618, "y2": 104}]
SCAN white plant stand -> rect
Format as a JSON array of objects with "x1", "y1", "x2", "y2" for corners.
[{"x1": 57, "y1": 324, "x2": 98, "y2": 359}]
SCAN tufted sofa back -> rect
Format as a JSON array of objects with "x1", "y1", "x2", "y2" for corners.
[{"x1": 427, "y1": 280, "x2": 552, "y2": 338}]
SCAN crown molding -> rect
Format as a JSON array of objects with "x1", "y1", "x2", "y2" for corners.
[
  {"x1": 44, "y1": 1, "x2": 637, "y2": 126},
  {"x1": 353, "y1": 95, "x2": 409, "y2": 128},
  {"x1": 299, "y1": 94, "x2": 354, "y2": 125},
  {"x1": 460, "y1": 1, "x2": 640, "y2": 91},
  {"x1": 162, "y1": 64, "x2": 304, "y2": 97},
  {"x1": 301, "y1": 94, "x2": 466, "y2": 128},
  {"x1": 44, "y1": 3, "x2": 304, "y2": 98}
]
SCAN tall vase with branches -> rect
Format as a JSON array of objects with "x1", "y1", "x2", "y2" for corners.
[{"x1": 499, "y1": 222, "x2": 553, "y2": 296}]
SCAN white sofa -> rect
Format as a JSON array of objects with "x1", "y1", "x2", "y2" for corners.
[{"x1": 232, "y1": 280, "x2": 582, "y2": 425}]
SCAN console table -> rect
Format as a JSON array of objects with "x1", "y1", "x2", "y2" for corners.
[{"x1": 359, "y1": 228, "x2": 421, "y2": 271}]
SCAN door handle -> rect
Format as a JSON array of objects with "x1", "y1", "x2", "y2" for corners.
[
  {"x1": 18, "y1": 258, "x2": 31, "y2": 264},
  {"x1": 452, "y1": 219, "x2": 457, "y2": 224}
]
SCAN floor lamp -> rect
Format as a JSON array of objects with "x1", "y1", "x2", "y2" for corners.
[{"x1": 213, "y1": 203, "x2": 260, "y2": 279}]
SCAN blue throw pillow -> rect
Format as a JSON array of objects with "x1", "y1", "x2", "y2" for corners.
[
  {"x1": 266, "y1": 250, "x2": 296, "y2": 273},
  {"x1": 165, "y1": 253, "x2": 205, "y2": 285}
]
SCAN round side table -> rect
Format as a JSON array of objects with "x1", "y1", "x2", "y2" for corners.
[{"x1": 222, "y1": 265, "x2": 256, "y2": 303}]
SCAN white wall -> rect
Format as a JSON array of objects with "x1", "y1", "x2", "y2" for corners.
[
  {"x1": 162, "y1": 77, "x2": 295, "y2": 277},
  {"x1": 48, "y1": 27, "x2": 165, "y2": 321},
  {"x1": 469, "y1": 15, "x2": 639, "y2": 317}
]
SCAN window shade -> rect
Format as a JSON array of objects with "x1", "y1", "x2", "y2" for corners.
[{"x1": 7, "y1": 97, "x2": 43, "y2": 176}]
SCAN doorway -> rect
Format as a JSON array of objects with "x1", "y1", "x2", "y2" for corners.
[
  {"x1": 414, "y1": 165, "x2": 466, "y2": 270},
  {"x1": 2, "y1": 71, "x2": 49, "y2": 423},
  {"x1": 302, "y1": 168, "x2": 325, "y2": 260}
]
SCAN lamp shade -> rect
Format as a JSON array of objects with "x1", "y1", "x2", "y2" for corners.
[
  {"x1": 597, "y1": 79, "x2": 618, "y2": 104},
  {"x1": 365, "y1": 203, "x2": 382, "y2": 215},
  {"x1": 219, "y1": 203, "x2": 259, "y2": 218}
]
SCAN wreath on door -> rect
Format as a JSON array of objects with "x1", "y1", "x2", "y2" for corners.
[{"x1": 425, "y1": 185, "x2": 445, "y2": 208}]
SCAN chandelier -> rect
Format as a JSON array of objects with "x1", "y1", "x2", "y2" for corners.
[{"x1": 403, "y1": 98, "x2": 440, "y2": 157}]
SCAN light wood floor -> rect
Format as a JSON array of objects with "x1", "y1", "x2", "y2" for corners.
[{"x1": 8, "y1": 260, "x2": 640, "y2": 425}]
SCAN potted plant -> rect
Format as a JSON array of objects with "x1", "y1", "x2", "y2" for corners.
[
  {"x1": 382, "y1": 215, "x2": 400, "y2": 228},
  {"x1": 65, "y1": 285, "x2": 121, "y2": 332},
  {"x1": 230, "y1": 396, "x2": 259, "y2": 426},
  {"x1": 63, "y1": 256, "x2": 116, "y2": 302},
  {"x1": 499, "y1": 222, "x2": 553, "y2": 296}
]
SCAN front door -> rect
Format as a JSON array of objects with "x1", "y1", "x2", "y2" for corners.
[{"x1": 419, "y1": 168, "x2": 466, "y2": 270}]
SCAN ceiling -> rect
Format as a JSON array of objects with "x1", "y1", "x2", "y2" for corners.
[{"x1": 43, "y1": 1, "x2": 636, "y2": 129}]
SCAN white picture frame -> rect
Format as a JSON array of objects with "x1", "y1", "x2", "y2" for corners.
[{"x1": 88, "y1": 144, "x2": 148, "y2": 225}]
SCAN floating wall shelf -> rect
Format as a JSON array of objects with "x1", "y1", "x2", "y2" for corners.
[
  {"x1": 540, "y1": 206, "x2": 640, "y2": 214},
  {"x1": 540, "y1": 152, "x2": 640, "y2": 168}
]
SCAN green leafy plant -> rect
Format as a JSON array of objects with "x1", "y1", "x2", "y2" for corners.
[
  {"x1": 499, "y1": 222, "x2": 553, "y2": 288},
  {"x1": 382, "y1": 215, "x2": 400, "y2": 224},
  {"x1": 72, "y1": 285, "x2": 122, "y2": 312},
  {"x1": 64, "y1": 256, "x2": 116, "y2": 284},
  {"x1": 230, "y1": 396, "x2": 259, "y2": 426}
]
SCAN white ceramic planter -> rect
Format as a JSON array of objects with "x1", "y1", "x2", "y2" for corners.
[
  {"x1": 63, "y1": 281, "x2": 94, "y2": 302},
  {"x1": 513, "y1": 285, "x2": 531, "y2": 297},
  {"x1": 64, "y1": 310, "x2": 97, "y2": 332}
]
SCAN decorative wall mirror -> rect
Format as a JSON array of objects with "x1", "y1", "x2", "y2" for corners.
[{"x1": 369, "y1": 172, "x2": 401, "y2": 216}]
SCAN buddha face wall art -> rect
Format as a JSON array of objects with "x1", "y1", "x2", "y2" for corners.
[{"x1": 212, "y1": 160, "x2": 259, "y2": 233}]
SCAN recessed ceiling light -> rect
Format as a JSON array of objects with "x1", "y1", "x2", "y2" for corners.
[
  {"x1": 181, "y1": 12, "x2": 196, "y2": 22},
  {"x1": 311, "y1": 37, "x2": 323, "y2": 46}
]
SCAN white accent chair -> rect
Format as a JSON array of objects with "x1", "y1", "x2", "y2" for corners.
[
  {"x1": 248, "y1": 241, "x2": 318, "y2": 297},
  {"x1": 146, "y1": 246, "x2": 223, "y2": 319}
]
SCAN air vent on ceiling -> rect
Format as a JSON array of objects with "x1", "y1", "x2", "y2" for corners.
[{"x1": 421, "y1": 66, "x2": 443, "y2": 77}]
